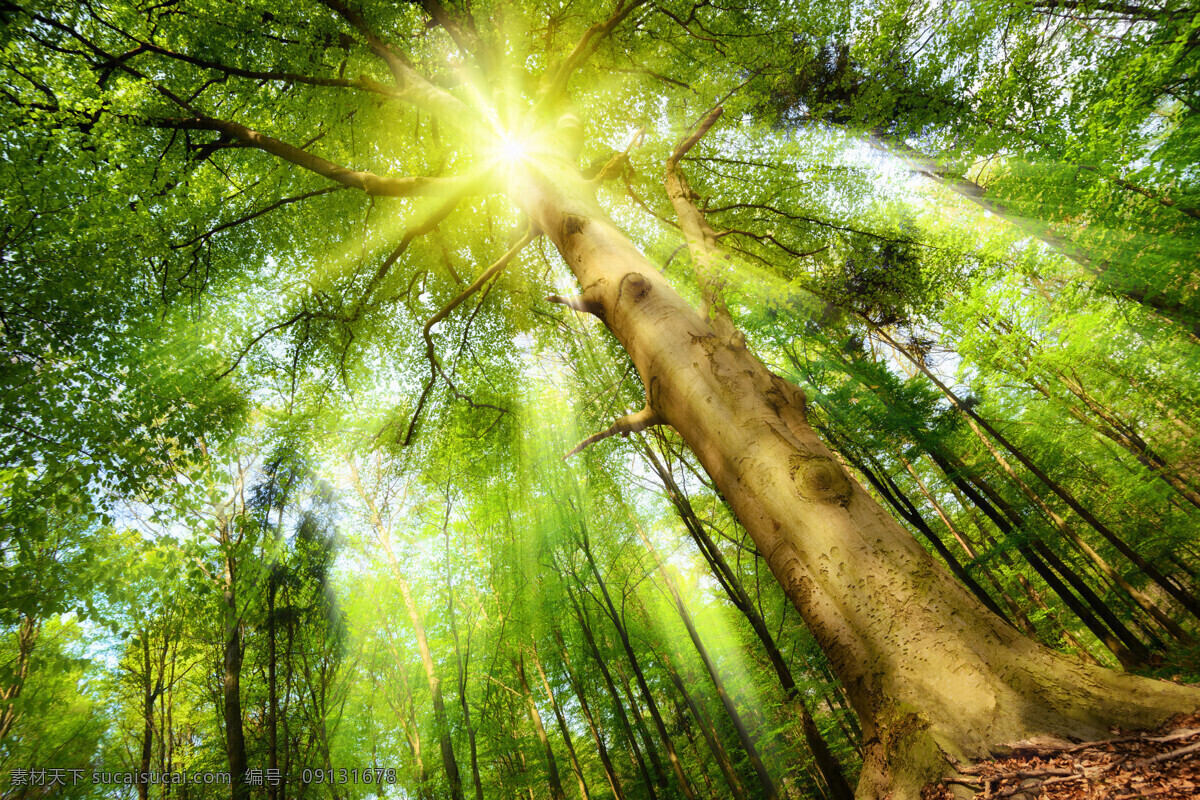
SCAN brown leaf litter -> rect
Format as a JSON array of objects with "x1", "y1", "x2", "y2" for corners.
[{"x1": 923, "y1": 713, "x2": 1200, "y2": 800}]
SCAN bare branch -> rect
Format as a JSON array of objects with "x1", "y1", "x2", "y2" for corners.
[
  {"x1": 404, "y1": 229, "x2": 537, "y2": 444},
  {"x1": 547, "y1": 293, "x2": 604, "y2": 316},
  {"x1": 170, "y1": 186, "x2": 349, "y2": 250},
  {"x1": 663, "y1": 105, "x2": 737, "y2": 337},
  {"x1": 668, "y1": 105, "x2": 723, "y2": 167},
  {"x1": 566, "y1": 406, "x2": 663, "y2": 458}
]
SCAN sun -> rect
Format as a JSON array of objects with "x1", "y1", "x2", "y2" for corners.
[{"x1": 495, "y1": 131, "x2": 529, "y2": 164}]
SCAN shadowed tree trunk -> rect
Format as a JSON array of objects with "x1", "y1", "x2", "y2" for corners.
[
  {"x1": 554, "y1": 628, "x2": 628, "y2": 800},
  {"x1": 578, "y1": 528, "x2": 698, "y2": 800},
  {"x1": 562, "y1": 574, "x2": 662, "y2": 799},
  {"x1": 655, "y1": 646, "x2": 749, "y2": 800},
  {"x1": 515, "y1": 651, "x2": 566, "y2": 800},
  {"x1": 641, "y1": 441, "x2": 857, "y2": 800},
  {"x1": 636, "y1": 521, "x2": 779, "y2": 800},
  {"x1": 530, "y1": 641, "x2": 590, "y2": 800}
]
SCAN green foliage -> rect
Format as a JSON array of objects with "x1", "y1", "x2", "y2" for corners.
[{"x1": 0, "y1": 0, "x2": 1198, "y2": 796}]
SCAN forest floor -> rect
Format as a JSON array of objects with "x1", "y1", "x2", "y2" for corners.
[{"x1": 923, "y1": 713, "x2": 1200, "y2": 800}]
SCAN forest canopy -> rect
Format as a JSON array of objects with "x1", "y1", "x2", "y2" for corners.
[{"x1": 2, "y1": 1, "x2": 1200, "y2": 799}]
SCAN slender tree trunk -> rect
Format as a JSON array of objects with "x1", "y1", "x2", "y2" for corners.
[
  {"x1": 451, "y1": 602, "x2": 484, "y2": 800},
  {"x1": 268, "y1": 579, "x2": 279, "y2": 800},
  {"x1": 138, "y1": 632, "x2": 154, "y2": 800},
  {"x1": 222, "y1": 551, "x2": 248, "y2": 800},
  {"x1": 516, "y1": 652, "x2": 567, "y2": 800},
  {"x1": 0, "y1": 614, "x2": 38, "y2": 745},
  {"x1": 926, "y1": 446, "x2": 1142, "y2": 664},
  {"x1": 612, "y1": 657, "x2": 671, "y2": 793},
  {"x1": 563, "y1": 578, "x2": 661, "y2": 799},
  {"x1": 530, "y1": 643, "x2": 589, "y2": 800},
  {"x1": 280, "y1": 613, "x2": 296, "y2": 800},
  {"x1": 554, "y1": 628, "x2": 627, "y2": 800},
  {"x1": 636, "y1": 523, "x2": 779, "y2": 800},
  {"x1": 880, "y1": 326, "x2": 1200, "y2": 621},
  {"x1": 513, "y1": 159, "x2": 1199, "y2": 798},
  {"x1": 1017, "y1": 360, "x2": 1200, "y2": 512},
  {"x1": 579, "y1": 533, "x2": 698, "y2": 800},
  {"x1": 640, "y1": 443, "x2": 856, "y2": 800},
  {"x1": 352, "y1": 467, "x2": 465, "y2": 800},
  {"x1": 656, "y1": 647, "x2": 749, "y2": 800},
  {"x1": 953, "y1": 407, "x2": 1171, "y2": 658},
  {"x1": 669, "y1": 694, "x2": 716, "y2": 796}
]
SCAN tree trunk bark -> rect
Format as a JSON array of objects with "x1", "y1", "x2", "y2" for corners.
[
  {"x1": 897, "y1": 454, "x2": 1038, "y2": 637},
  {"x1": 512, "y1": 158, "x2": 1200, "y2": 799}
]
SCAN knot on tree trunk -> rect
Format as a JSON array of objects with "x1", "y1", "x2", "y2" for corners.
[
  {"x1": 618, "y1": 272, "x2": 652, "y2": 305},
  {"x1": 790, "y1": 452, "x2": 853, "y2": 505}
]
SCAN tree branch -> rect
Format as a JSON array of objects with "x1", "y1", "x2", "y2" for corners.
[
  {"x1": 538, "y1": 0, "x2": 650, "y2": 105},
  {"x1": 150, "y1": 116, "x2": 467, "y2": 197},
  {"x1": 170, "y1": 186, "x2": 349, "y2": 250},
  {"x1": 566, "y1": 406, "x2": 663, "y2": 458},
  {"x1": 663, "y1": 105, "x2": 738, "y2": 337},
  {"x1": 318, "y1": 0, "x2": 479, "y2": 126}
]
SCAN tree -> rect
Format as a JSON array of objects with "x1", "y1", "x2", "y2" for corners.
[{"x1": 2, "y1": 2, "x2": 1198, "y2": 799}]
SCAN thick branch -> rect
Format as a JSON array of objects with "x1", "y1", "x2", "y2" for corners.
[
  {"x1": 565, "y1": 406, "x2": 663, "y2": 458},
  {"x1": 109, "y1": 39, "x2": 398, "y2": 99},
  {"x1": 663, "y1": 106, "x2": 737, "y2": 337},
  {"x1": 151, "y1": 116, "x2": 465, "y2": 197},
  {"x1": 547, "y1": 293, "x2": 604, "y2": 316},
  {"x1": 318, "y1": 0, "x2": 479, "y2": 125}
]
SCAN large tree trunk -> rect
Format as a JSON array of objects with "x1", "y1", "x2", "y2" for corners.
[{"x1": 513, "y1": 157, "x2": 1200, "y2": 799}]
